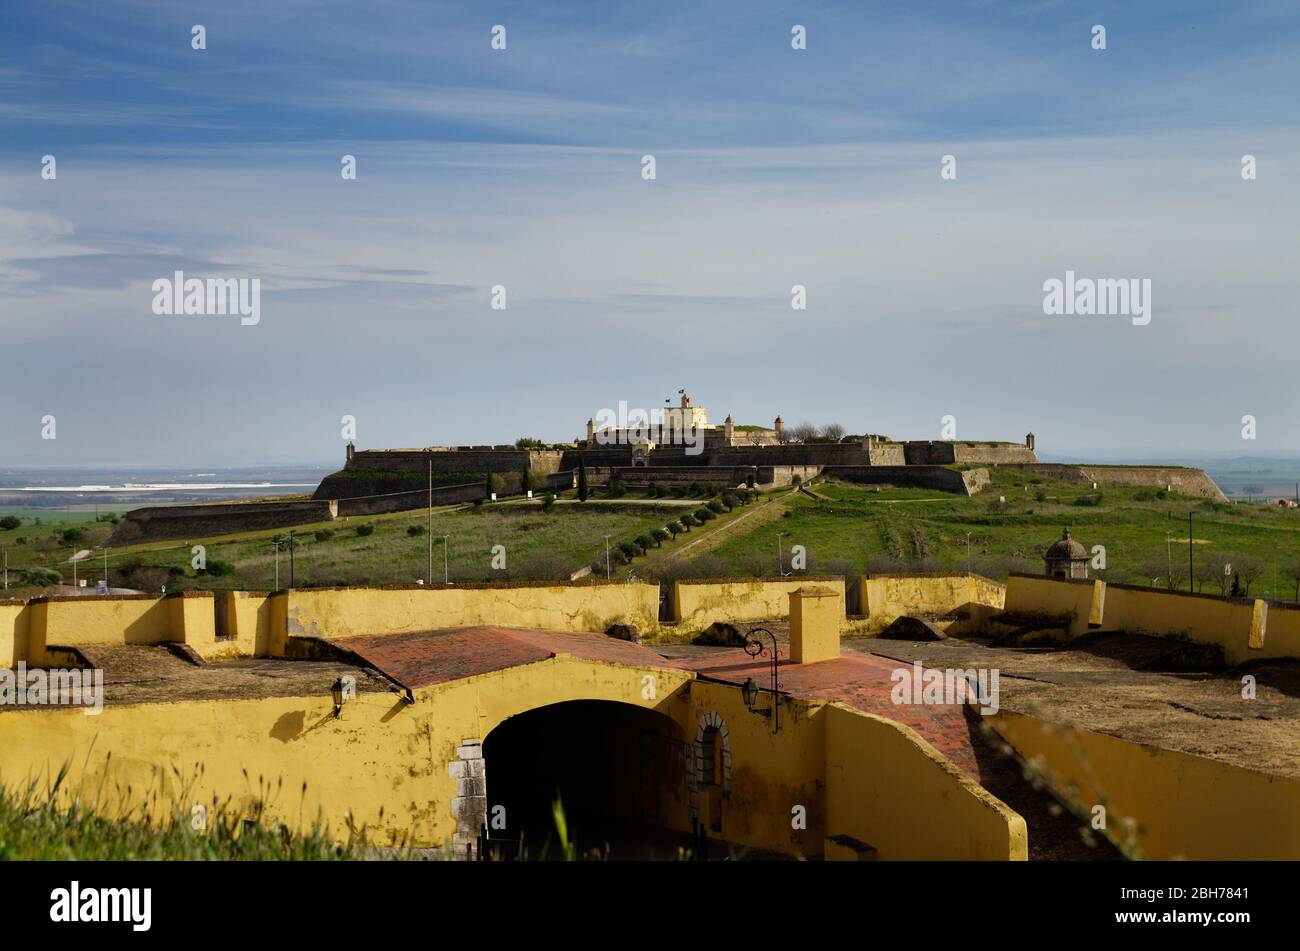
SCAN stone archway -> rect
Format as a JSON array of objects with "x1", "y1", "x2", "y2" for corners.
[{"x1": 479, "y1": 699, "x2": 688, "y2": 858}]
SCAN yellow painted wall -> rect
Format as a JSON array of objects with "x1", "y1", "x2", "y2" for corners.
[
  {"x1": 685, "y1": 681, "x2": 829, "y2": 856},
  {"x1": 0, "y1": 601, "x2": 29, "y2": 667},
  {"x1": 1003, "y1": 575, "x2": 1094, "y2": 635},
  {"x1": 222, "y1": 591, "x2": 275, "y2": 657},
  {"x1": 1258, "y1": 604, "x2": 1300, "y2": 660},
  {"x1": 992, "y1": 710, "x2": 1300, "y2": 860},
  {"x1": 824, "y1": 703, "x2": 1027, "y2": 860},
  {"x1": 856, "y1": 574, "x2": 1005, "y2": 633},
  {"x1": 0, "y1": 653, "x2": 691, "y2": 850},
  {"x1": 1002, "y1": 575, "x2": 1298, "y2": 664},
  {"x1": 281, "y1": 584, "x2": 660, "y2": 645},
  {"x1": 673, "y1": 578, "x2": 845, "y2": 633},
  {"x1": 1100, "y1": 585, "x2": 1255, "y2": 664},
  {"x1": 0, "y1": 647, "x2": 1025, "y2": 860}
]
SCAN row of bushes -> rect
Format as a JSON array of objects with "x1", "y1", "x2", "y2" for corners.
[{"x1": 599, "y1": 489, "x2": 759, "y2": 569}]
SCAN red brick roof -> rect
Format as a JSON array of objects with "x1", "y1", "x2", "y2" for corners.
[{"x1": 686, "y1": 650, "x2": 983, "y2": 779}]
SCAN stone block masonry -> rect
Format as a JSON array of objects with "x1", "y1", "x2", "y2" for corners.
[{"x1": 999, "y1": 464, "x2": 1227, "y2": 501}]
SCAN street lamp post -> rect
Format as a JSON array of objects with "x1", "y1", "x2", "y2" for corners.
[
  {"x1": 777, "y1": 532, "x2": 787, "y2": 576},
  {"x1": 442, "y1": 535, "x2": 450, "y2": 584},
  {"x1": 604, "y1": 534, "x2": 612, "y2": 580}
]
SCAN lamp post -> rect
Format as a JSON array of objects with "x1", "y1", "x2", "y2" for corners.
[
  {"x1": 273, "y1": 538, "x2": 280, "y2": 590},
  {"x1": 742, "y1": 626, "x2": 780, "y2": 734},
  {"x1": 442, "y1": 535, "x2": 450, "y2": 584},
  {"x1": 289, "y1": 530, "x2": 296, "y2": 588},
  {"x1": 965, "y1": 532, "x2": 971, "y2": 574},
  {"x1": 1166, "y1": 530, "x2": 1173, "y2": 590},
  {"x1": 776, "y1": 532, "x2": 787, "y2": 577},
  {"x1": 604, "y1": 534, "x2": 612, "y2": 580}
]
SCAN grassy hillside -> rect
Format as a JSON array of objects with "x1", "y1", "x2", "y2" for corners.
[
  {"x1": 6, "y1": 468, "x2": 1300, "y2": 600},
  {"x1": 702, "y1": 469, "x2": 1300, "y2": 597},
  {"x1": 0, "y1": 497, "x2": 696, "y2": 593}
]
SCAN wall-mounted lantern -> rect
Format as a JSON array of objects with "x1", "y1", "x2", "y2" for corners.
[{"x1": 742, "y1": 627, "x2": 781, "y2": 733}]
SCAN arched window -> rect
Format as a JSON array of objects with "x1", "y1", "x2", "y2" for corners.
[{"x1": 700, "y1": 726, "x2": 721, "y2": 786}]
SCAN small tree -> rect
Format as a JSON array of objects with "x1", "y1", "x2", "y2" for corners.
[
  {"x1": 488, "y1": 473, "x2": 506, "y2": 498},
  {"x1": 0, "y1": 516, "x2": 20, "y2": 531},
  {"x1": 577, "y1": 455, "x2": 589, "y2": 502},
  {"x1": 1284, "y1": 561, "x2": 1300, "y2": 602},
  {"x1": 1234, "y1": 556, "x2": 1266, "y2": 596}
]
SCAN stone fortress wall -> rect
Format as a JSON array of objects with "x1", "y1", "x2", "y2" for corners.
[{"x1": 104, "y1": 394, "x2": 1227, "y2": 542}]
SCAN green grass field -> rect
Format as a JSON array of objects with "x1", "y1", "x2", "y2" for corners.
[
  {"x1": 6, "y1": 469, "x2": 1300, "y2": 600},
  {"x1": 0, "y1": 498, "x2": 694, "y2": 593},
  {"x1": 703, "y1": 469, "x2": 1300, "y2": 598}
]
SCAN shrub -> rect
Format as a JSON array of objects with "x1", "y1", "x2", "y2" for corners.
[
  {"x1": 314, "y1": 529, "x2": 335, "y2": 542},
  {"x1": 706, "y1": 500, "x2": 725, "y2": 514},
  {"x1": 0, "y1": 516, "x2": 20, "y2": 531},
  {"x1": 59, "y1": 527, "x2": 85, "y2": 544},
  {"x1": 200, "y1": 560, "x2": 235, "y2": 576},
  {"x1": 407, "y1": 524, "x2": 427, "y2": 536},
  {"x1": 672, "y1": 486, "x2": 687, "y2": 498},
  {"x1": 18, "y1": 566, "x2": 61, "y2": 587},
  {"x1": 651, "y1": 528, "x2": 670, "y2": 546},
  {"x1": 542, "y1": 494, "x2": 556, "y2": 510},
  {"x1": 791, "y1": 475, "x2": 803, "y2": 488},
  {"x1": 606, "y1": 479, "x2": 627, "y2": 499},
  {"x1": 647, "y1": 482, "x2": 660, "y2": 498},
  {"x1": 488, "y1": 473, "x2": 507, "y2": 496},
  {"x1": 1034, "y1": 490, "x2": 1047, "y2": 503},
  {"x1": 696, "y1": 508, "x2": 716, "y2": 522},
  {"x1": 635, "y1": 533, "x2": 655, "y2": 551},
  {"x1": 1073, "y1": 492, "x2": 1104, "y2": 507},
  {"x1": 356, "y1": 524, "x2": 376, "y2": 537},
  {"x1": 617, "y1": 541, "x2": 639, "y2": 559}
]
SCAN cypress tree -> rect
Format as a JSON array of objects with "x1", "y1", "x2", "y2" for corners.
[{"x1": 577, "y1": 455, "x2": 589, "y2": 502}]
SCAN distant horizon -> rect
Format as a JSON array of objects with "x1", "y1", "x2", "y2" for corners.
[{"x1": 9, "y1": 447, "x2": 1300, "y2": 472}]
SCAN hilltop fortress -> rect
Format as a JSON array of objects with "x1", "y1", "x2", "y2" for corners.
[{"x1": 109, "y1": 392, "x2": 1227, "y2": 544}]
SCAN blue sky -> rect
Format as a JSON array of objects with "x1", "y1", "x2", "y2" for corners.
[{"x1": 1, "y1": 0, "x2": 1298, "y2": 465}]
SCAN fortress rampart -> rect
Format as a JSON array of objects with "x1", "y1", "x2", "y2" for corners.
[{"x1": 999, "y1": 464, "x2": 1227, "y2": 501}]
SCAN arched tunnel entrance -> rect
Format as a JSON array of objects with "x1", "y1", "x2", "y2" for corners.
[{"x1": 482, "y1": 700, "x2": 690, "y2": 860}]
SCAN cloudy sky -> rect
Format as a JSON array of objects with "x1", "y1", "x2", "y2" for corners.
[{"x1": 1, "y1": 0, "x2": 1297, "y2": 466}]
